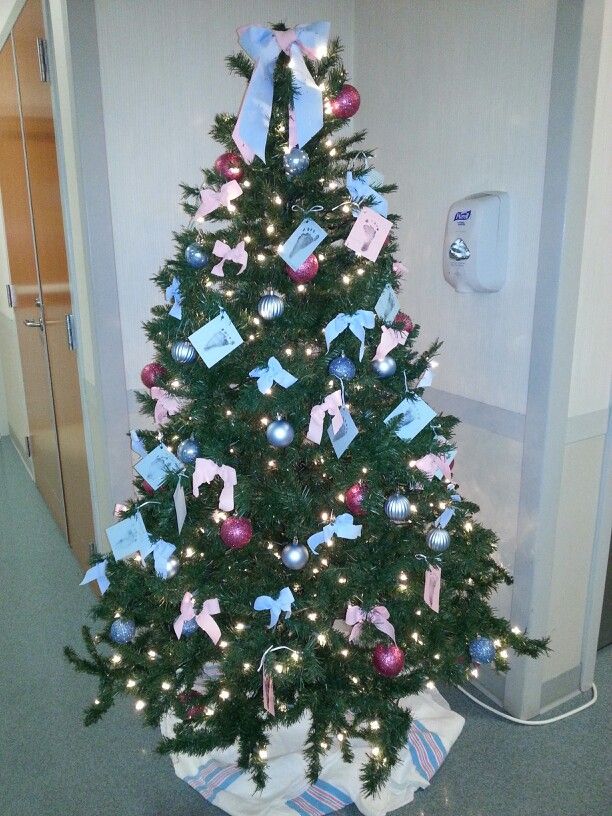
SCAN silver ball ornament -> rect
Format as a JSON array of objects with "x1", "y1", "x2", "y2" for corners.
[
  {"x1": 283, "y1": 147, "x2": 310, "y2": 177},
  {"x1": 266, "y1": 418, "x2": 294, "y2": 448},
  {"x1": 177, "y1": 437, "x2": 200, "y2": 464},
  {"x1": 372, "y1": 355, "x2": 397, "y2": 379},
  {"x1": 281, "y1": 538, "x2": 309, "y2": 570},
  {"x1": 171, "y1": 340, "x2": 197, "y2": 364},
  {"x1": 426, "y1": 526, "x2": 451, "y2": 553},
  {"x1": 257, "y1": 291, "x2": 284, "y2": 320},
  {"x1": 384, "y1": 492, "x2": 410, "y2": 522},
  {"x1": 165, "y1": 556, "x2": 180, "y2": 579}
]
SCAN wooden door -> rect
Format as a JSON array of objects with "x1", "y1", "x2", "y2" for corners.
[
  {"x1": 11, "y1": 0, "x2": 94, "y2": 569},
  {"x1": 0, "y1": 35, "x2": 66, "y2": 537}
]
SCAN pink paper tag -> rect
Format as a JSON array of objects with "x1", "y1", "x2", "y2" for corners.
[
  {"x1": 344, "y1": 206, "x2": 392, "y2": 261},
  {"x1": 262, "y1": 670, "x2": 275, "y2": 716},
  {"x1": 424, "y1": 566, "x2": 441, "y2": 613}
]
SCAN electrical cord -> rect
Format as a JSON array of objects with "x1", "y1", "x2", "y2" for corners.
[{"x1": 456, "y1": 683, "x2": 598, "y2": 725}]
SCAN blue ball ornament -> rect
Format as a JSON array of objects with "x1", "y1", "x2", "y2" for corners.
[
  {"x1": 109, "y1": 618, "x2": 136, "y2": 644},
  {"x1": 177, "y1": 437, "x2": 200, "y2": 464},
  {"x1": 185, "y1": 242, "x2": 208, "y2": 269},
  {"x1": 328, "y1": 352, "x2": 356, "y2": 381},
  {"x1": 469, "y1": 636, "x2": 496, "y2": 664},
  {"x1": 283, "y1": 147, "x2": 310, "y2": 177},
  {"x1": 181, "y1": 617, "x2": 198, "y2": 637},
  {"x1": 266, "y1": 418, "x2": 294, "y2": 448},
  {"x1": 372, "y1": 355, "x2": 397, "y2": 379}
]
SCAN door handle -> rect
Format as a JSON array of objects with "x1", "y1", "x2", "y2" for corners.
[{"x1": 24, "y1": 318, "x2": 44, "y2": 330}]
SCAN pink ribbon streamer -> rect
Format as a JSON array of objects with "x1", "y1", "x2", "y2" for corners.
[
  {"x1": 192, "y1": 458, "x2": 237, "y2": 511},
  {"x1": 194, "y1": 180, "x2": 242, "y2": 223},
  {"x1": 424, "y1": 566, "x2": 441, "y2": 613},
  {"x1": 345, "y1": 604, "x2": 396, "y2": 643},
  {"x1": 262, "y1": 670, "x2": 275, "y2": 715},
  {"x1": 174, "y1": 591, "x2": 221, "y2": 643},
  {"x1": 415, "y1": 453, "x2": 453, "y2": 481},
  {"x1": 307, "y1": 390, "x2": 344, "y2": 444},
  {"x1": 150, "y1": 387, "x2": 184, "y2": 425},
  {"x1": 373, "y1": 325, "x2": 409, "y2": 361},
  {"x1": 210, "y1": 240, "x2": 248, "y2": 277}
]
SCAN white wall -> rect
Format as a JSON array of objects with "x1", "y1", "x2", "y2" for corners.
[{"x1": 0, "y1": 350, "x2": 7, "y2": 436}]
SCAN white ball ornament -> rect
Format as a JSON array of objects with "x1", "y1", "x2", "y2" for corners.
[
  {"x1": 372, "y1": 355, "x2": 397, "y2": 379},
  {"x1": 266, "y1": 417, "x2": 294, "y2": 448}
]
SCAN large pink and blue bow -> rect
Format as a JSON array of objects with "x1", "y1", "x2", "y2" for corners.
[
  {"x1": 174, "y1": 592, "x2": 221, "y2": 643},
  {"x1": 307, "y1": 512, "x2": 362, "y2": 554},
  {"x1": 80, "y1": 560, "x2": 109, "y2": 594},
  {"x1": 139, "y1": 538, "x2": 176, "y2": 578},
  {"x1": 250, "y1": 356, "x2": 297, "y2": 393},
  {"x1": 194, "y1": 180, "x2": 242, "y2": 223},
  {"x1": 192, "y1": 458, "x2": 237, "y2": 511},
  {"x1": 150, "y1": 387, "x2": 184, "y2": 425},
  {"x1": 345, "y1": 604, "x2": 396, "y2": 643},
  {"x1": 324, "y1": 310, "x2": 375, "y2": 361},
  {"x1": 232, "y1": 22, "x2": 330, "y2": 163},
  {"x1": 253, "y1": 587, "x2": 295, "y2": 628},
  {"x1": 307, "y1": 390, "x2": 343, "y2": 444},
  {"x1": 210, "y1": 240, "x2": 248, "y2": 277}
]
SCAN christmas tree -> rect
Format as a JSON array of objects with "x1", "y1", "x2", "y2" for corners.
[{"x1": 66, "y1": 22, "x2": 547, "y2": 797}]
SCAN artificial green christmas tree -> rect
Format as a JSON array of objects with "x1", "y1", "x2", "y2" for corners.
[{"x1": 66, "y1": 21, "x2": 547, "y2": 801}]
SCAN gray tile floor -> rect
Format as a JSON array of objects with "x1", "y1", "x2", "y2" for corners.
[{"x1": 0, "y1": 436, "x2": 610, "y2": 816}]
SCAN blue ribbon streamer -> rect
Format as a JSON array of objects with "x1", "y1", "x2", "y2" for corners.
[
  {"x1": 139, "y1": 538, "x2": 176, "y2": 578},
  {"x1": 249, "y1": 356, "x2": 298, "y2": 393},
  {"x1": 346, "y1": 171, "x2": 388, "y2": 217},
  {"x1": 253, "y1": 587, "x2": 295, "y2": 628},
  {"x1": 80, "y1": 560, "x2": 109, "y2": 594},
  {"x1": 307, "y1": 512, "x2": 362, "y2": 554},
  {"x1": 165, "y1": 277, "x2": 182, "y2": 320}
]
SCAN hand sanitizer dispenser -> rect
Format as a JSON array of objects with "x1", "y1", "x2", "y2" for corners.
[{"x1": 443, "y1": 192, "x2": 509, "y2": 293}]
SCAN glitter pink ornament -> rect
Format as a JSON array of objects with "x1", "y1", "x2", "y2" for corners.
[
  {"x1": 345, "y1": 482, "x2": 367, "y2": 516},
  {"x1": 140, "y1": 362, "x2": 166, "y2": 389},
  {"x1": 372, "y1": 643, "x2": 405, "y2": 678},
  {"x1": 329, "y1": 84, "x2": 361, "y2": 119},
  {"x1": 220, "y1": 516, "x2": 253, "y2": 549},
  {"x1": 286, "y1": 253, "x2": 319, "y2": 284},
  {"x1": 214, "y1": 151, "x2": 245, "y2": 182}
]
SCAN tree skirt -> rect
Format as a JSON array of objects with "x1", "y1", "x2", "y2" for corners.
[{"x1": 160, "y1": 687, "x2": 464, "y2": 816}]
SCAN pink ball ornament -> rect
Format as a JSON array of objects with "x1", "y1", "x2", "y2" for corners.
[
  {"x1": 395, "y1": 312, "x2": 414, "y2": 334},
  {"x1": 372, "y1": 643, "x2": 405, "y2": 678},
  {"x1": 329, "y1": 84, "x2": 361, "y2": 119},
  {"x1": 286, "y1": 254, "x2": 319, "y2": 284},
  {"x1": 345, "y1": 482, "x2": 367, "y2": 516},
  {"x1": 214, "y1": 151, "x2": 244, "y2": 182},
  {"x1": 140, "y1": 362, "x2": 166, "y2": 389},
  {"x1": 220, "y1": 516, "x2": 253, "y2": 550}
]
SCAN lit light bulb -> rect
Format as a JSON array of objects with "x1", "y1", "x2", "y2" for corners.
[
  {"x1": 161, "y1": 681, "x2": 171, "y2": 690},
  {"x1": 243, "y1": 663, "x2": 251, "y2": 671},
  {"x1": 257, "y1": 253, "x2": 266, "y2": 262},
  {"x1": 297, "y1": 284, "x2": 305, "y2": 292},
  {"x1": 258, "y1": 749, "x2": 268, "y2": 759},
  {"x1": 219, "y1": 640, "x2": 228, "y2": 649},
  {"x1": 147, "y1": 650, "x2": 157, "y2": 659},
  {"x1": 338, "y1": 576, "x2": 347, "y2": 584},
  {"x1": 219, "y1": 689, "x2": 230, "y2": 700},
  {"x1": 357, "y1": 267, "x2": 365, "y2": 276},
  {"x1": 266, "y1": 224, "x2": 275, "y2": 235},
  {"x1": 464, "y1": 522, "x2": 473, "y2": 532},
  {"x1": 126, "y1": 679, "x2": 136, "y2": 688},
  {"x1": 342, "y1": 275, "x2": 350, "y2": 284},
  {"x1": 426, "y1": 680, "x2": 435, "y2": 690},
  {"x1": 341, "y1": 649, "x2": 348, "y2": 657},
  {"x1": 244, "y1": 235, "x2": 252, "y2": 243},
  {"x1": 260, "y1": 417, "x2": 270, "y2": 426},
  {"x1": 317, "y1": 634, "x2": 327, "y2": 646},
  {"x1": 307, "y1": 612, "x2": 318, "y2": 621},
  {"x1": 274, "y1": 663, "x2": 283, "y2": 674},
  {"x1": 511, "y1": 626, "x2": 522, "y2": 635},
  {"x1": 135, "y1": 700, "x2": 146, "y2": 711},
  {"x1": 273, "y1": 194, "x2": 282, "y2": 205},
  {"x1": 285, "y1": 348, "x2": 293, "y2": 356},
  {"x1": 500, "y1": 649, "x2": 509, "y2": 659},
  {"x1": 243, "y1": 180, "x2": 251, "y2": 188},
  {"x1": 470, "y1": 668, "x2": 479, "y2": 678},
  {"x1": 111, "y1": 654, "x2": 122, "y2": 664},
  {"x1": 370, "y1": 720, "x2": 380, "y2": 730},
  {"x1": 372, "y1": 746, "x2": 380, "y2": 757}
]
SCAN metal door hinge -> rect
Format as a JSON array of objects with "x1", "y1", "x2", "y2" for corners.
[
  {"x1": 5, "y1": 284, "x2": 15, "y2": 308},
  {"x1": 25, "y1": 435, "x2": 32, "y2": 457},
  {"x1": 36, "y1": 37, "x2": 50, "y2": 83},
  {"x1": 89, "y1": 540, "x2": 96, "y2": 556},
  {"x1": 65, "y1": 313, "x2": 76, "y2": 351}
]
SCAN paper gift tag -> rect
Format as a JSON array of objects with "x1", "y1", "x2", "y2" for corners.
[
  {"x1": 375, "y1": 284, "x2": 400, "y2": 323},
  {"x1": 134, "y1": 444, "x2": 183, "y2": 490},
  {"x1": 344, "y1": 207, "x2": 392, "y2": 262},
  {"x1": 328, "y1": 406, "x2": 359, "y2": 458},
  {"x1": 424, "y1": 565, "x2": 441, "y2": 612},
  {"x1": 279, "y1": 218, "x2": 327, "y2": 271},
  {"x1": 385, "y1": 397, "x2": 437, "y2": 442},
  {"x1": 166, "y1": 277, "x2": 182, "y2": 320},
  {"x1": 130, "y1": 429, "x2": 147, "y2": 458},
  {"x1": 346, "y1": 171, "x2": 388, "y2": 217},
  {"x1": 189, "y1": 310, "x2": 243, "y2": 368},
  {"x1": 106, "y1": 511, "x2": 150, "y2": 560},
  {"x1": 174, "y1": 480, "x2": 187, "y2": 534},
  {"x1": 434, "y1": 449, "x2": 456, "y2": 479}
]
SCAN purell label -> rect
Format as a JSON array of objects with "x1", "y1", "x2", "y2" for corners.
[{"x1": 454, "y1": 209, "x2": 471, "y2": 221}]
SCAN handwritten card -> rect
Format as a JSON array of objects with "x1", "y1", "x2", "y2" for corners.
[
  {"x1": 134, "y1": 444, "x2": 183, "y2": 490},
  {"x1": 279, "y1": 218, "x2": 327, "y2": 271},
  {"x1": 385, "y1": 397, "x2": 437, "y2": 442},
  {"x1": 328, "y1": 406, "x2": 359, "y2": 459},
  {"x1": 106, "y1": 511, "x2": 150, "y2": 561},
  {"x1": 344, "y1": 207, "x2": 392, "y2": 262},
  {"x1": 375, "y1": 284, "x2": 400, "y2": 323},
  {"x1": 189, "y1": 310, "x2": 243, "y2": 368}
]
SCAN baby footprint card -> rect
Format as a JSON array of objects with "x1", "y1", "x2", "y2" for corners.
[
  {"x1": 106, "y1": 511, "x2": 150, "y2": 561},
  {"x1": 134, "y1": 443, "x2": 183, "y2": 490},
  {"x1": 189, "y1": 310, "x2": 243, "y2": 368},
  {"x1": 328, "y1": 406, "x2": 359, "y2": 458},
  {"x1": 279, "y1": 218, "x2": 327, "y2": 271},
  {"x1": 384, "y1": 396, "x2": 437, "y2": 442},
  {"x1": 345, "y1": 206, "x2": 392, "y2": 262}
]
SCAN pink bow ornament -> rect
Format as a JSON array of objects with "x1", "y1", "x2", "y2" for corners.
[
  {"x1": 192, "y1": 458, "x2": 237, "y2": 512},
  {"x1": 345, "y1": 604, "x2": 396, "y2": 644},
  {"x1": 373, "y1": 325, "x2": 409, "y2": 362},
  {"x1": 174, "y1": 591, "x2": 221, "y2": 644},
  {"x1": 210, "y1": 240, "x2": 248, "y2": 278},
  {"x1": 151, "y1": 387, "x2": 185, "y2": 425},
  {"x1": 194, "y1": 180, "x2": 242, "y2": 223},
  {"x1": 307, "y1": 390, "x2": 344, "y2": 444}
]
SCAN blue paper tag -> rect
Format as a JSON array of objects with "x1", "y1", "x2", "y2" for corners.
[
  {"x1": 328, "y1": 406, "x2": 359, "y2": 458},
  {"x1": 375, "y1": 284, "x2": 400, "y2": 323},
  {"x1": 385, "y1": 397, "x2": 437, "y2": 442},
  {"x1": 134, "y1": 444, "x2": 183, "y2": 490},
  {"x1": 279, "y1": 218, "x2": 327, "y2": 271},
  {"x1": 106, "y1": 511, "x2": 150, "y2": 560},
  {"x1": 189, "y1": 310, "x2": 243, "y2": 368}
]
